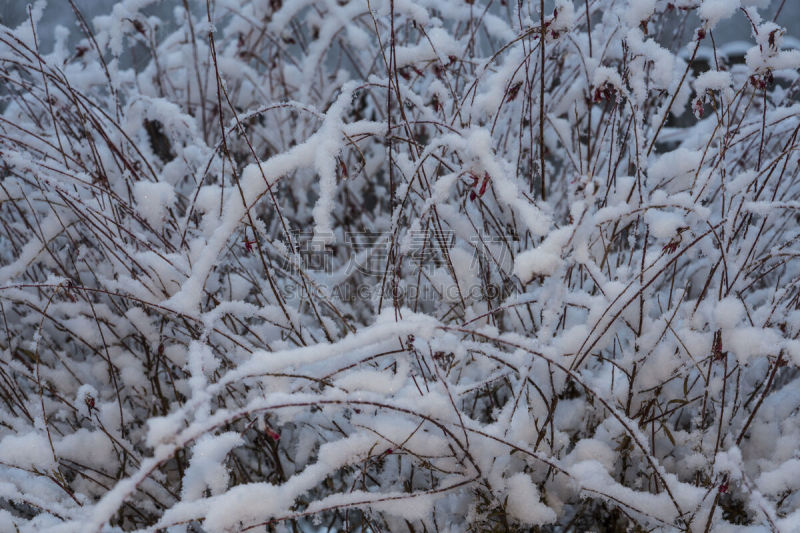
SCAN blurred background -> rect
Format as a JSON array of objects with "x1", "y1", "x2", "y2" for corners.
[{"x1": 1, "y1": 0, "x2": 798, "y2": 54}]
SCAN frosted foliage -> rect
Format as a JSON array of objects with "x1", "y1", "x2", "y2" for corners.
[{"x1": 1, "y1": 0, "x2": 800, "y2": 531}]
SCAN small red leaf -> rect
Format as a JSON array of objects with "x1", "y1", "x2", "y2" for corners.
[
  {"x1": 478, "y1": 173, "x2": 490, "y2": 196},
  {"x1": 84, "y1": 395, "x2": 95, "y2": 415},
  {"x1": 693, "y1": 98, "x2": 704, "y2": 119},
  {"x1": 768, "y1": 29, "x2": 778, "y2": 49},
  {"x1": 662, "y1": 241, "x2": 679, "y2": 254}
]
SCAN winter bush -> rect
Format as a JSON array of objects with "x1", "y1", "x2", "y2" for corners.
[{"x1": 1, "y1": 0, "x2": 800, "y2": 531}]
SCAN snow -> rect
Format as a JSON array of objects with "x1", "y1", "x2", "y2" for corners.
[
  {"x1": 1, "y1": 0, "x2": 800, "y2": 531},
  {"x1": 505, "y1": 473, "x2": 557, "y2": 525},
  {"x1": 0, "y1": 212, "x2": 76, "y2": 285},
  {"x1": 0, "y1": 432, "x2": 57, "y2": 472},
  {"x1": 333, "y1": 359, "x2": 409, "y2": 394},
  {"x1": 513, "y1": 227, "x2": 572, "y2": 282},
  {"x1": 644, "y1": 209, "x2": 685, "y2": 240},
  {"x1": 133, "y1": 181, "x2": 176, "y2": 229},
  {"x1": 56, "y1": 429, "x2": 117, "y2": 472},
  {"x1": 745, "y1": 17, "x2": 800, "y2": 73},
  {"x1": 552, "y1": 0, "x2": 576, "y2": 33},
  {"x1": 201, "y1": 483, "x2": 283, "y2": 532},
  {"x1": 649, "y1": 148, "x2": 703, "y2": 190},
  {"x1": 74, "y1": 384, "x2": 98, "y2": 411},
  {"x1": 726, "y1": 326, "x2": 782, "y2": 364},
  {"x1": 0, "y1": 511, "x2": 17, "y2": 532},
  {"x1": 714, "y1": 297, "x2": 745, "y2": 329},
  {"x1": 624, "y1": 0, "x2": 656, "y2": 27},
  {"x1": 362, "y1": 490, "x2": 437, "y2": 520},
  {"x1": 757, "y1": 459, "x2": 800, "y2": 495},
  {"x1": 694, "y1": 70, "x2": 733, "y2": 94},
  {"x1": 394, "y1": 28, "x2": 460, "y2": 68},
  {"x1": 182, "y1": 432, "x2": 243, "y2": 501},
  {"x1": 564, "y1": 439, "x2": 616, "y2": 472},
  {"x1": 698, "y1": 0, "x2": 741, "y2": 30}
]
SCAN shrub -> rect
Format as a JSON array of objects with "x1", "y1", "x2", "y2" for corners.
[{"x1": 1, "y1": 0, "x2": 800, "y2": 531}]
